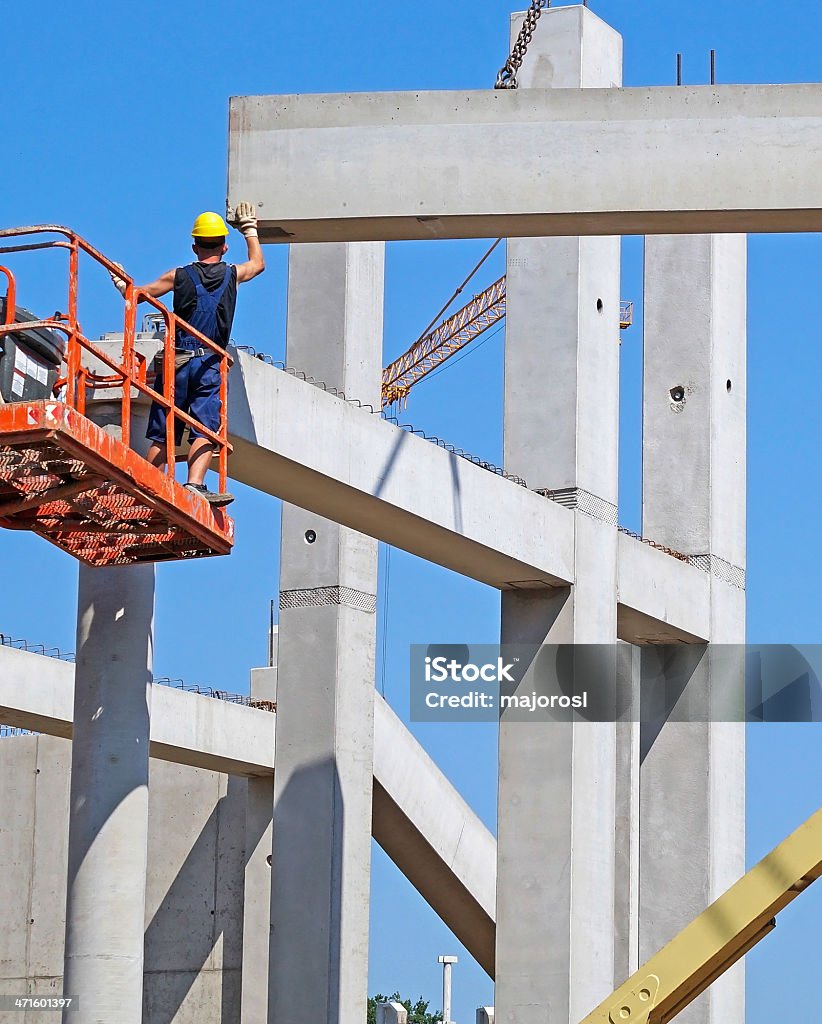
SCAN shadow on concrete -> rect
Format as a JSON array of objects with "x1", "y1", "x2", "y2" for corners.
[
  {"x1": 639, "y1": 645, "x2": 707, "y2": 764},
  {"x1": 373, "y1": 426, "x2": 409, "y2": 499},
  {"x1": 67, "y1": 567, "x2": 155, "y2": 878},
  {"x1": 448, "y1": 452, "x2": 464, "y2": 535},
  {"x1": 268, "y1": 758, "x2": 343, "y2": 1023},
  {"x1": 143, "y1": 775, "x2": 268, "y2": 1024}
]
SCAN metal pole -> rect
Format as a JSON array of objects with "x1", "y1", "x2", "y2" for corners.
[
  {"x1": 269, "y1": 598, "x2": 275, "y2": 666},
  {"x1": 439, "y1": 956, "x2": 458, "y2": 1024},
  {"x1": 676, "y1": 52, "x2": 683, "y2": 86},
  {"x1": 710, "y1": 49, "x2": 716, "y2": 85}
]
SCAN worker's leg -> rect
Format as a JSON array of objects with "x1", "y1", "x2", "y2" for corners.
[
  {"x1": 145, "y1": 443, "x2": 166, "y2": 468},
  {"x1": 185, "y1": 354, "x2": 233, "y2": 504},
  {"x1": 145, "y1": 356, "x2": 189, "y2": 472},
  {"x1": 186, "y1": 437, "x2": 217, "y2": 486}
]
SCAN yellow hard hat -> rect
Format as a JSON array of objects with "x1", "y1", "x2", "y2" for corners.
[{"x1": 192, "y1": 211, "x2": 229, "y2": 238}]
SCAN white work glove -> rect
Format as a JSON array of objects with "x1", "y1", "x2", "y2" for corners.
[
  {"x1": 234, "y1": 201, "x2": 258, "y2": 238},
  {"x1": 109, "y1": 261, "x2": 128, "y2": 297}
]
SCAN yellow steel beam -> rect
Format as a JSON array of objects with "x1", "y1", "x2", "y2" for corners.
[{"x1": 579, "y1": 807, "x2": 822, "y2": 1024}]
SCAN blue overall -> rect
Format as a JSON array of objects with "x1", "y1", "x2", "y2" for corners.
[{"x1": 146, "y1": 264, "x2": 233, "y2": 445}]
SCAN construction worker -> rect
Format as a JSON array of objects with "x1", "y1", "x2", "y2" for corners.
[{"x1": 109, "y1": 202, "x2": 264, "y2": 506}]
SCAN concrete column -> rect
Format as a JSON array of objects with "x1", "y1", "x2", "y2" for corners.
[
  {"x1": 641, "y1": 234, "x2": 747, "y2": 1023},
  {"x1": 62, "y1": 403, "x2": 154, "y2": 1024},
  {"x1": 269, "y1": 242, "x2": 384, "y2": 1024},
  {"x1": 240, "y1": 661, "x2": 277, "y2": 1024},
  {"x1": 63, "y1": 564, "x2": 154, "y2": 1024},
  {"x1": 497, "y1": 8, "x2": 623, "y2": 1024}
]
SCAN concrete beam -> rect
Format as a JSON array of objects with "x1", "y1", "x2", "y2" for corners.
[
  {"x1": 228, "y1": 84, "x2": 822, "y2": 243},
  {"x1": 0, "y1": 646, "x2": 277, "y2": 778},
  {"x1": 372, "y1": 695, "x2": 496, "y2": 976},
  {"x1": 149, "y1": 684, "x2": 277, "y2": 778},
  {"x1": 228, "y1": 350, "x2": 575, "y2": 591},
  {"x1": 616, "y1": 533, "x2": 711, "y2": 644}
]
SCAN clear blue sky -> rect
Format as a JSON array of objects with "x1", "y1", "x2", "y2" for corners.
[{"x1": 1, "y1": 1, "x2": 821, "y2": 1021}]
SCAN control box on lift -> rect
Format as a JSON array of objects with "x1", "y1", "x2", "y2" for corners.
[{"x1": 0, "y1": 301, "x2": 65, "y2": 404}]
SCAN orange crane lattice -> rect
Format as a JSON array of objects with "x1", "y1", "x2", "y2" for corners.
[{"x1": 382, "y1": 278, "x2": 633, "y2": 408}]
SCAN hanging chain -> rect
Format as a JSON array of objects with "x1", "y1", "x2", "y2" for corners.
[{"x1": 495, "y1": 0, "x2": 550, "y2": 90}]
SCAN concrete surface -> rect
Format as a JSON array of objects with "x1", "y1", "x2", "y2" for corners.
[
  {"x1": 0, "y1": 734, "x2": 247, "y2": 1024},
  {"x1": 63, "y1": 562, "x2": 154, "y2": 1024},
  {"x1": 228, "y1": 348, "x2": 575, "y2": 591},
  {"x1": 228, "y1": 349, "x2": 726, "y2": 643},
  {"x1": 496, "y1": 10, "x2": 622, "y2": 1024},
  {"x1": 376, "y1": 1003, "x2": 408, "y2": 1024},
  {"x1": 372, "y1": 694, "x2": 496, "y2": 976},
  {"x1": 228, "y1": 83, "x2": 822, "y2": 242},
  {"x1": 0, "y1": 645, "x2": 277, "y2": 778},
  {"x1": 640, "y1": 234, "x2": 747, "y2": 1024},
  {"x1": 240, "y1": 668, "x2": 276, "y2": 1024},
  {"x1": 0, "y1": 646, "x2": 497, "y2": 963},
  {"x1": 269, "y1": 242, "x2": 383, "y2": 1024}
]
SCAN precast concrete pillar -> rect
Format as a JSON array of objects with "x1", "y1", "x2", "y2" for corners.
[
  {"x1": 641, "y1": 234, "x2": 747, "y2": 1024},
  {"x1": 496, "y1": 8, "x2": 624, "y2": 1023},
  {"x1": 63, "y1": 406, "x2": 154, "y2": 1024},
  {"x1": 240, "y1": 658, "x2": 277, "y2": 1024},
  {"x1": 269, "y1": 242, "x2": 384, "y2": 1024}
]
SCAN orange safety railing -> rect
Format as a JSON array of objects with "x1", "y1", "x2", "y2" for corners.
[{"x1": 0, "y1": 225, "x2": 232, "y2": 495}]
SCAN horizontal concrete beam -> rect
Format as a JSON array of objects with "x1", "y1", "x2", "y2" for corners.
[
  {"x1": 617, "y1": 533, "x2": 710, "y2": 643},
  {"x1": 0, "y1": 646, "x2": 75, "y2": 739},
  {"x1": 372, "y1": 695, "x2": 496, "y2": 976},
  {"x1": 0, "y1": 649, "x2": 498, "y2": 965},
  {"x1": 0, "y1": 646, "x2": 276, "y2": 777},
  {"x1": 228, "y1": 84, "x2": 822, "y2": 243},
  {"x1": 228, "y1": 350, "x2": 575, "y2": 590}
]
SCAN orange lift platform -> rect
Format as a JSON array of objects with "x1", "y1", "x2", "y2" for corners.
[{"x1": 0, "y1": 226, "x2": 234, "y2": 566}]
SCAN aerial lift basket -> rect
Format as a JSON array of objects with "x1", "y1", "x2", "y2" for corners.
[{"x1": 0, "y1": 226, "x2": 234, "y2": 566}]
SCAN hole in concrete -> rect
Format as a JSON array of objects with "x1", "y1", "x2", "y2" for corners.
[
  {"x1": 726, "y1": 379, "x2": 733, "y2": 392},
  {"x1": 304, "y1": 529, "x2": 317, "y2": 544},
  {"x1": 670, "y1": 386, "x2": 685, "y2": 403},
  {"x1": 596, "y1": 298, "x2": 604, "y2": 313}
]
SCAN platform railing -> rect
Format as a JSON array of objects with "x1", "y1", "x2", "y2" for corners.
[{"x1": 0, "y1": 225, "x2": 232, "y2": 496}]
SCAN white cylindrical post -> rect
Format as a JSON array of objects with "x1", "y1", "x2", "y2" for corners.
[{"x1": 439, "y1": 955, "x2": 458, "y2": 1024}]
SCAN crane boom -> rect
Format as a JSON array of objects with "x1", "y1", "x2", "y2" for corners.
[
  {"x1": 382, "y1": 275, "x2": 506, "y2": 408},
  {"x1": 381, "y1": 278, "x2": 633, "y2": 408}
]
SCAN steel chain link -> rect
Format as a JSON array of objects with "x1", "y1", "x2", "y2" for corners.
[{"x1": 495, "y1": 0, "x2": 549, "y2": 90}]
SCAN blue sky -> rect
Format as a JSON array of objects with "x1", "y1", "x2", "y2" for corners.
[{"x1": 2, "y1": 1, "x2": 821, "y2": 1021}]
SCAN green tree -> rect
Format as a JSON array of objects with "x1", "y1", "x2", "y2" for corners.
[{"x1": 368, "y1": 992, "x2": 443, "y2": 1024}]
